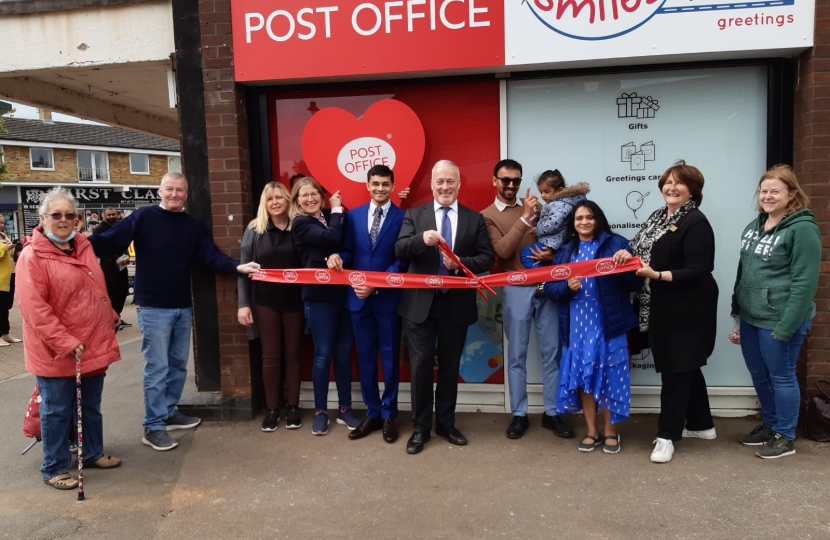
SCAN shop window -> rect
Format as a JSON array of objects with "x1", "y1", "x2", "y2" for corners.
[
  {"x1": 77, "y1": 150, "x2": 110, "y2": 182},
  {"x1": 168, "y1": 156, "x2": 182, "y2": 174},
  {"x1": 30, "y1": 148, "x2": 54, "y2": 171},
  {"x1": 506, "y1": 65, "x2": 767, "y2": 387},
  {"x1": 130, "y1": 154, "x2": 150, "y2": 175}
]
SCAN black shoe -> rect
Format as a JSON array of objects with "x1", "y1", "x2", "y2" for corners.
[
  {"x1": 506, "y1": 415, "x2": 530, "y2": 439},
  {"x1": 261, "y1": 408, "x2": 279, "y2": 432},
  {"x1": 542, "y1": 413, "x2": 574, "y2": 438},
  {"x1": 406, "y1": 431, "x2": 431, "y2": 454},
  {"x1": 285, "y1": 405, "x2": 302, "y2": 429},
  {"x1": 119, "y1": 320, "x2": 132, "y2": 328},
  {"x1": 348, "y1": 416, "x2": 383, "y2": 440},
  {"x1": 435, "y1": 424, "x2": 468, "y2": 446}
]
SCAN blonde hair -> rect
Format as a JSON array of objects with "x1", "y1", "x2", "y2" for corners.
[
  {"x1": 756, "y1": 164, "x2": 809, "y2": 214},
  {"x1": 289, "y1": 177, "x2": 326, "y2": 222},
  {"x1": 249, "y1": 182, "x2": 292, "y2": 234}
]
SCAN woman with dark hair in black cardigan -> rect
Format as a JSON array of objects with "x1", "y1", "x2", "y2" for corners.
[{"x1": 614, "y1": 161, "x2": 719, "y2": 464}]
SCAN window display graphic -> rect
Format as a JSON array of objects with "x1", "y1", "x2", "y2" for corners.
[
  {"x1": 625, "y1": 190, "x2": 650, "y2": 219},
  {"x1": 507, "y1": 66, "x2": 767, "y2": 386},
  {"x1": 617, "y1": 93, "x2": 659, "y2": 118},
  {"x1": 300, "y1": 99, "x2": 425, "y2": 208},
  {"x1": 621, "y1": 141, "x2": 656, "y2": 170}
]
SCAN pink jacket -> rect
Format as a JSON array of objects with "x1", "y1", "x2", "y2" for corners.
[{"x1": 17, "y1": 227, "x2": 121, "y2": 377}]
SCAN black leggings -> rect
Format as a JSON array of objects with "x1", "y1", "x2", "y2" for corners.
[{"x1": 0, "y1": 273, "x2": 15, "y2": 336}]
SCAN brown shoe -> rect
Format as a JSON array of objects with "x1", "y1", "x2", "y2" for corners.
[
  {"x1": 348, "y1": 416, "x2": 382, "y2": 440},
  {"x1": 86, "y1": 455, "x2": 122, "y2": 469},
  {"x1": 382, "y1": 418, "x2": 398, "y2": 443},
  {"x1": 44, "y1": 473, "x2": 79, "y2": 490}
]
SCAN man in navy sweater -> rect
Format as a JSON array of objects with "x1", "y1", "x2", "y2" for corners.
[{"x1": 89, "y1": 173, "x2": 260, "y2": 451}]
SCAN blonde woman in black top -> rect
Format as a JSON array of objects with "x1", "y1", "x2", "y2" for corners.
[{"x1": 238, "y1": 181, "x2": 304, "y2": 432}]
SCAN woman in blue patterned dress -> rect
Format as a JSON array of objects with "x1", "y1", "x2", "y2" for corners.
[{"x1": 544, "y1": 200, "x2": 639, "y2": 454}]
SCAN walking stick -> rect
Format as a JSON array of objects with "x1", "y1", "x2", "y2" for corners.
[{"x1": 75, "y1": 351, "x2": 84, "y2": 501}]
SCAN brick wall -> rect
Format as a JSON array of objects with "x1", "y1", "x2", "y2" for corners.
[
  {"x1": 793, "y1": 1, "x2": 830, "y2": 408},
  {"x1": 1, "y1": 145, "x2": 173, "y2": 185},
  {"x1": 199, "y1": 0, "x2": 255, "y2": 400}
]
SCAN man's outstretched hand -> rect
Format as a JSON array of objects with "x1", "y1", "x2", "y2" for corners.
[{"x1": 237, "y1": 262, "x2": 262, "y2": 274}]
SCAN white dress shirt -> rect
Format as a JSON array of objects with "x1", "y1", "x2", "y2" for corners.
[
  {"x1": 433, "y1": 200, "x2": 458, "y2": 249},
  {"x1": 367, "y1": 200, "x2": 392, "y2": 234}
]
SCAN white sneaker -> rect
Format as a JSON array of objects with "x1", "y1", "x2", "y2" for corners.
[
  {"x1": 650, "y1": 438, "x2": 674, "y2": 463},
  {"x1": 682, "y1": 427, "x2": 717, "y2": 440}
]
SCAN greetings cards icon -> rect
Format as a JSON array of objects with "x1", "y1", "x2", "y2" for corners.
[
  {"x1": 620, "y1": 141, "x2": 657, "y2": 171},
  {"x1": 641, "y1": 141, "x2": 655, "y2": 161}
]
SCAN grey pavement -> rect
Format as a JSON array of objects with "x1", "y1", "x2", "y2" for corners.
[{"x1": 1, "y1": 307, "x2": 830, "y2": 539}]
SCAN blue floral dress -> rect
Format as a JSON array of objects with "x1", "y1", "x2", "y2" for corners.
[{"x1": 556, "y1": 240, "x2": 631, "y2": 423}]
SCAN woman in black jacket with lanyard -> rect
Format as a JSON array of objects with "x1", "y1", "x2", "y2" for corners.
[
  {"x1": 291, "y1": 177, "x2": 359, "y2": 436},
  {"x1": 614, "y1": 161, "x2": 718, "y2": 464},
  {"x1": 238, "y1": 181, "x2": 304, "y2": 432}
]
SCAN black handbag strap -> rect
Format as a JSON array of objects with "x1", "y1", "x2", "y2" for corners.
[{"x1": 816, "y1": 380, "x2": 830, "y2": 402}]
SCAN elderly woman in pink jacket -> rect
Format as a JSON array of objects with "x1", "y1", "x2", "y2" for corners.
[{"x1": 17, "y1": 188, "x2": 122, "y2": 490}]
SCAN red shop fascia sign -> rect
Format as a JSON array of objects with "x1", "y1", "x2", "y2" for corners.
[{"x1": 231, "y1": 0, "x2": 505, "y2": 82}]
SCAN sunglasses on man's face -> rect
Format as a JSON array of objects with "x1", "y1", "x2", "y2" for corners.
[
  {"x1": 496, "y1": 176, "x2": 522, "y2": 187},
  {"x1": 46, "y1": 212, "x2": 77, "y2": 221}
]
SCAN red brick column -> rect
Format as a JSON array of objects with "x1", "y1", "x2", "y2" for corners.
[
  {"x1": 199, "y1": 0, "x2": 255, "y2": 401},
  {"x1": 793, "y1": 1, "x2": 830, "y2": 410}
]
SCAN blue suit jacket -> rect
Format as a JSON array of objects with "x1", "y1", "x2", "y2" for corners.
[{"x1": 340, "y1": 202, "x2": 406, "y2": 314}]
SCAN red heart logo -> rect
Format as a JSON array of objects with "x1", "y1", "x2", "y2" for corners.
[{"x1": 301, "y1": 99, "x2": 425, "y2": 209}]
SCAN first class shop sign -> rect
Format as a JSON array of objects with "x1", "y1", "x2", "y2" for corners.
[{"x1": 230, "y1": 0, "x2": 814, "y2": 81}]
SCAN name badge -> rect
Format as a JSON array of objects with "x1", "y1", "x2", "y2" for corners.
[{"x1": 669, "y1": 225, "x2": 678, "y2": 232}]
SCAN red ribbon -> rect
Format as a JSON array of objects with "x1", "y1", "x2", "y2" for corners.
[{"x1": 252, "y1": 256, "x2": 642, "y2": 296}]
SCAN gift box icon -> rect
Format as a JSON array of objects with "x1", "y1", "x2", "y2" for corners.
[
  {"x1": 617, "y1": 93, "x2": 642, "y2": 118},
  {"x1": 618, "y1": 92, "x2": 659, "y2": 118}
]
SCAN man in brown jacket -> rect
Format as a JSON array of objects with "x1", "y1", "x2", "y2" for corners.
[{"x1": 481, "y1": 159, "x2": 573, "y2": 440}]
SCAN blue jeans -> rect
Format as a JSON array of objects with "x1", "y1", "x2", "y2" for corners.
[
  {"x1": 305, "y1": 301, "x2": 354, "y2": 412},
  {"x1": 37, "y1": 373, "x2": 105, "y2": 480},
  {"x1": 137, "y1": 306, "x2": 192, "y2": 431},
  {"x1": 740, "y1": 319, "x2": 811, "y2": 440},
  {"x1": 503, "y1": 285, "x2": 560, "y2": 416}
]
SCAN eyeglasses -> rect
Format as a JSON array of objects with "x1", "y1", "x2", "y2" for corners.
[
  {"x1": 45, "y1": 212, "x2": 77, "y2": 221},
  {"x1": 496, "y1": 176, "x2": 522, "y2": 187}
]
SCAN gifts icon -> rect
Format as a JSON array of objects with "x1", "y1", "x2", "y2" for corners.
[
  {"x1": 617, "y1": 92, "x2": 660, "y2": 119},
  {"x1": 621, "y1": 141, "x2": 657, "y2": 171}
]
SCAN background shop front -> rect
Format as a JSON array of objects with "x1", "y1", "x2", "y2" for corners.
[{"x1": 169, "y1": 0, "x2": 827, "y2": 419}]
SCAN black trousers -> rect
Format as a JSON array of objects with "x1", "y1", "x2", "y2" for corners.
[
  {"x1": 104, "y1": 267, "x2": 129, "y2": 316},
  {"x1": 658, "y1": 368, "x2": 714, "y2": 441},
  {"x1": 0, "y1": 273, "x2": 14, "y2": 335},
  {"x1": 405, "y1": 292, "x2": 468, "y2": 433}
]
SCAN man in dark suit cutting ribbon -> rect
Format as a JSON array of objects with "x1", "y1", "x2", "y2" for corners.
[{"x1": 395, "y1": 160, "x2": 494, "y2": 454}]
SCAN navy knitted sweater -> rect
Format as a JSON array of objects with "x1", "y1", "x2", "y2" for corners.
[{"x1": 88, "y1": 205, "x2": 238, "y2": 308}]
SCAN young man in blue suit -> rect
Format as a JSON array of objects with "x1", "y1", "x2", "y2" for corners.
[{"x1": 327, "y1": 165, "x2": 405, "y2": 443}]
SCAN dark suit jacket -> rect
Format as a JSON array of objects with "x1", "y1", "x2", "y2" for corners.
[
  {"x1": 395, "y1": 202, "x2": 494, "y2": 326},
  {"x1": 645, "y1": 207, "x2": 719, "y2": 373},
  {"x1": 339, "y1": 202, "x2": 406, "y2": 314},
  {"x1": 292, "y1": 209, "x2": 348, "y2": 303}
]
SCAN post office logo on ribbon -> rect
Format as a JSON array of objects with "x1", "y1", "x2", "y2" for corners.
[
  {"x1": 386, "y1": 274, "x2": 405, "y2": 287},
  {"x1": 595, "y1": 259, "x2": 617, "y2": 274},
  {"x1": 425, "y1": 276, "x2": 444, "y2": 288},
  {"x1": 315, "y1": 270, "x2": 332, "y2": 283},
  {"x1": 465, "y1": 278, "x2": 480, "y2": 287},
  {"x1": 506, "y1": 272, "x2": 528, "y2": 285},
  {"x1": 550, "y1": 266, "x2": 572, "y2": 280},
  {"x1": 348, "y1": 271, "x2": 367, "y2": 286},
  {"x1": 282, "y1": 270, "x2": 298, "y2": 282}
]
